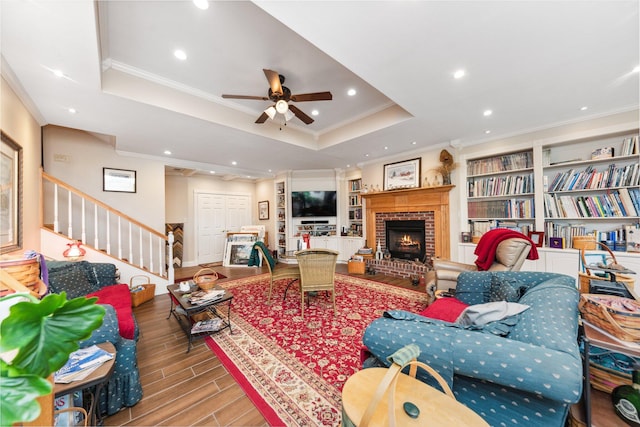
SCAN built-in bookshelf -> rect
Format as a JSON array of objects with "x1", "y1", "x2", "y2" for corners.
[
  {"x1": 348, "y1": 178, "x2": 363, "y2": 237},
  {"x1": 466, "y1": 149, "x2": 535, "y2": 237},
  {"x1": 275, "y1": 181, "x2": 287, "y2": 256},
  {"x1": 542, "y1": 133, "x2": 640, "y2": 249}
]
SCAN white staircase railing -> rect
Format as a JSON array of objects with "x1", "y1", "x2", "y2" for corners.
[{"x1": 41, "y1": 170, "x2": 174, "y2": 282}]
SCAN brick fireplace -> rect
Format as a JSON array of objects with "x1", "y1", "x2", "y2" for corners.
[{"x1": 361, "y1": 186, "x2": 453, "y2": 278}]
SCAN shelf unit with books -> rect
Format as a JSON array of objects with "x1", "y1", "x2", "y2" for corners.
[
  {"x1": 348, "y1": 178, "x2": 363, "y2": 237},
  {"x1": 466, "y1": 149, "x2": 535, "y2": 238},
  {"x1": 541, "y1": 132, "x2": 639, "y2": 249},
  {"x1": 276, "y1": 180, "x2": 287, "y2": 256}
]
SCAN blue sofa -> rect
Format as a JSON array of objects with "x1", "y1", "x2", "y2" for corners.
[
  {"x1": 47, "y1": 260, "x2": 143, "y2": 416},
  {"x1": 362, "y1": 271, "x2": 582, "y2": 427}
]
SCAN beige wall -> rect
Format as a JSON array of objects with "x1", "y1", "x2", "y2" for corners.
[
  {"x1": 1, "y1": 76, "x2": 42, "y2": 254},
  {"x1": 42, "y1": 125, "x2": 166, "y2": 231}
]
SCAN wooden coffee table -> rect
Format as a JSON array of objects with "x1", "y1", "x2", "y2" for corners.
[{"x1": 167, "y1": 283, "x2": 233, "y2": 353}]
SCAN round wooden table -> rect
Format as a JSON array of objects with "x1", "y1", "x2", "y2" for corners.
[{"x1": 342, "y1": 367, "x2": 489, "y2": 427}]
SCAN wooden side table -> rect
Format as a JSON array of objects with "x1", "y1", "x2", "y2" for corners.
[{"x1": 54, "y1": 342, "x2": 116, "y2": 426}]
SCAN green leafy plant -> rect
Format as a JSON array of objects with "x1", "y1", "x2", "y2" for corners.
[{"x1": 0, "y1": 292, "x2": 105, "y2": 425}]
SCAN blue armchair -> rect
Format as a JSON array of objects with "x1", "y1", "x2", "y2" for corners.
[
  {"x1": 47, "y1": 261, "x2": 143, "y2": 416},
  {"x1": 362, "y1": 271, "x2": 582, "y2": 427}
]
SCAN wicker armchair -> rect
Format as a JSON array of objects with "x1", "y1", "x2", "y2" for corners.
[
  {"x1": 254, "y1": 243, "x2": 301, "y2": 304},
  {"x1": 295, "y1": 248, "x2": 339, "y2": 319}
]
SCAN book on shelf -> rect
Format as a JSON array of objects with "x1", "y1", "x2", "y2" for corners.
[
  {"x1": 54, "y1": 344, "x2": 114, "y2": 383},
  {"x1": 191, "y1": 318, "x2": 224, "y2": 334}
]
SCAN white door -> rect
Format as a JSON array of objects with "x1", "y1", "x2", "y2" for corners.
[
  {"x1": 197, "y1": 193, "x2": 251, "y2": 264},
  {"x1": 197, "y1": 194, "x2": 226, "y2": 264}
]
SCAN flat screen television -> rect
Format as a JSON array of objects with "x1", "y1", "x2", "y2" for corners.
[{"x1": 291, "y1": 191, "x2": 337, "y2": 217}]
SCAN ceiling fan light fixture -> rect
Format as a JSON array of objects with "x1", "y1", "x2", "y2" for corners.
[
  {"x1": 275, "y1": 99, "x2": 289, "y2": 114},
  {"x1": 284, "y1": 109, "x2": 295, "y2": 121},
  {"x1": 265, "y1": 106, "x2": 276, "y2": 120}
]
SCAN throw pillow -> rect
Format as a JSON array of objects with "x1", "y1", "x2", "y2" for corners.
[
  {"x1": 489, "y1": 274, "x2": 526, "y2": 302},
  {"x1": 48, "y1": 264, "x2": 97, "y2": 299},
  {"x1": 418, "y1": 297, "x2": 469, "y2": 323}
]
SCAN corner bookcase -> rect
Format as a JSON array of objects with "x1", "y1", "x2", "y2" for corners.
[
  {"x1": 275, "y1": 180, "x2": 287, "y2": 256},
  {"x1": 348, "y1": 178, "x2": 363, "y2": 237}
]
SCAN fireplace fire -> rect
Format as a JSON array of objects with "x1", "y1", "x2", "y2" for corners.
[{"x1": 385, "y1": 220, "x2": 426, "y2": 261}]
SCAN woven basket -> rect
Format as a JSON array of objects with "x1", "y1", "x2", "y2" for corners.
[
  {"x1": 193, "y1": 268, "x2": 219, "y2": 290},
  {"x1": 0, "y1": 257, "x2": 47, "y2": 297},
  {"x1": 579, "y1": 294, "x2": 640, "y2": 342},
  {"x1": 578, "y1": 241, "x2": 635, "y2": 294},
  {"x1": 573, "y1": 235, "x2": 597, "y2": 250},
  {"x1": 129, "y1": 275, "x2": 155, "y2": 307}
]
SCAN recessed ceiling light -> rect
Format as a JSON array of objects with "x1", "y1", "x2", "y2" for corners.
[
  {"x1": 246, "y1": 176, "x2": 251, "y2": 179},
  {"x1": 193, "y1": 0, "x2": 209, "y2": 10},
  {"x1": 231, "y1": 161, "x2": 237, "y2": 165},
  {"x1": 347, "y1": 88, "x2": 357, "y2": 96},
  {"x1": 633, "y1": 65, "x2": 640, "y2": 73},
  {"x1": 580, "y1": 106, "x2": 588, "y2": 111},
  {"x1": 311, "y1": 110, "x2": 319, "y2": 116},
  {"x1": 453, "y1": 69, "x2": 466, "y2": 79},
  {"x1": 174, "y1": 49, "x2": 187, "y2": 61},
  {"x1": 346, "y1": 164, "x2": 351, "y2": 168},
  {"x1": 384, "y1": 146, "x2": 388, "y2": 150},
  {"x1": 209, "y1": 171, "x2": 215, "y2": 174},
  {"x1": 365, "y1": 154, "x2": 369, "y2": 157},
  {"x1": 485, "y1": 130, "x2": 491, "y2": 134},
  {"x1": 268, "y1": 169, "x2": 272, "y2": 173},
  {"x1": 52, "y1": 69, "x2": 65, "y2": 78},
  {"x1": 411, "y1": 141, "x2": 417, "y2": 145},
  {"x1": 483, "y1": 110, "x2": 493, "y2": 117},
  {"x1": 164, "y1": 150, "x2": 172, "y2": 155},
  {"x1": 68, "y1": 108, "x2": 76, "y2": 114}
]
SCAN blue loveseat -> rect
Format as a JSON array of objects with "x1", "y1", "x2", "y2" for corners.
[
  {"x1": 47, "y1": 260, "x2": 143, "y2": 416},
  {"x1": 362, "y1": 271, "x2": 582, "y2": 427}
]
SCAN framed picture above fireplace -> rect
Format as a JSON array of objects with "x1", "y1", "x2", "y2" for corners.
[{"x1": 383, "y1": 158, "x2": 422, "y2": 191}]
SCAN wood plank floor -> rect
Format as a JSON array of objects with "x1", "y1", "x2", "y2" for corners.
[{"x1": 105, "y1": 264, "x2": 420, "y2": 426}]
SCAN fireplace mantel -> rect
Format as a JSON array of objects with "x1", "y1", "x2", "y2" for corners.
[{"x1": 361, "y1": 185, "x2": 454, "y2": 260}]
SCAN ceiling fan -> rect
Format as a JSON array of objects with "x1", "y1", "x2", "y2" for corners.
[{"x1": 222, "y1": 69, "x2": 332, "y2": 125}]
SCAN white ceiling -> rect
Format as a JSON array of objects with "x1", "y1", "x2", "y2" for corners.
[{"x1": 2, "y1": 1, "x2": 638, "y2": 180}]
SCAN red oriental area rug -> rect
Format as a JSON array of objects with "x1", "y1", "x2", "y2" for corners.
[{"x1": 205, "y1": 273, "x2": 429, "y2": 426}]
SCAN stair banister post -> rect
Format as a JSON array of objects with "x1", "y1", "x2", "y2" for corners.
[
  {"x1": 67, "y1": 189, "x2": 73, "y2": 238},
  {"x1": 128, "y1": 222, "x2": 133, "y2": 264},
  {"x1": 168, "y1": 231, "x2": 175, "y2": 284},
  {"x1": 148, "y1": 231, "x2": 153, "y2": 273},
  {"x1": 117, "y1": 216, "x2": 122, "y2": 259},
  {"x1": 53, "y1": 183, "x2": 59, "y2": 233},
  {"x1": 81, "y1": 198, "x2": 86, "y2": 244},
  {"x1": 138, "y1": 227, "x2": 143, "y2": 268},
  {"x1": 106, "y1": 210, "x2": 111, "y2": 255},
  {"x1": 94, "y1": 204, "x2": 99, "y2": 249}
]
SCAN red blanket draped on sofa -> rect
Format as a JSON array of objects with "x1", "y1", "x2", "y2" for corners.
[{"x1": 474, "y1": 228, "x2": 539, "y2": 271}]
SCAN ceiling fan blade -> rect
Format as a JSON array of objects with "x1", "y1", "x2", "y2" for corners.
[
  {"x1": 263, "y1": 69, "x2": 283, "y2": 96},
  {"x1": 222, "y1": 94, "x2": 269, "y2": 101},
  {"x1": 288, "y1": 105, "x2": 314, "y2": 125},
  {"x1": 290, "y1": 91, "x2": 333, "y2": 102},
  {"x1": 255, "y1": 112, "x2": 269, "y2": 124}
]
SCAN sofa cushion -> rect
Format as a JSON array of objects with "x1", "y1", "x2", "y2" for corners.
[
  {"x1": 48, "y1": 263, "x2": 99, "y2": 298},
  {"x1": 489, "y1": 273, "x2": 526, "y2": 302},
  {"x1": 419, "y1": 297, "x2": 469, "y2": 322},
  {"x1": 87, "y1": 284, "x2": 135, "y2": 340}
]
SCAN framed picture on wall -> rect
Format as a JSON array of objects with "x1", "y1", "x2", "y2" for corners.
[
  {"x1": 528, "y1": 231, "x2": 545, "y2": 247},
  {"x1": 383, "y1": 158, "x2": 422, "y2": 190},
  {"x1": 1, "y1": 132, "x2": 23, "y2": 253},
  {"x1": 258, "y1": 200, "x2": 269, "y2": 220},
  {"x1": 103, "y1": 167, "x2": 136, "y2": 193}
]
